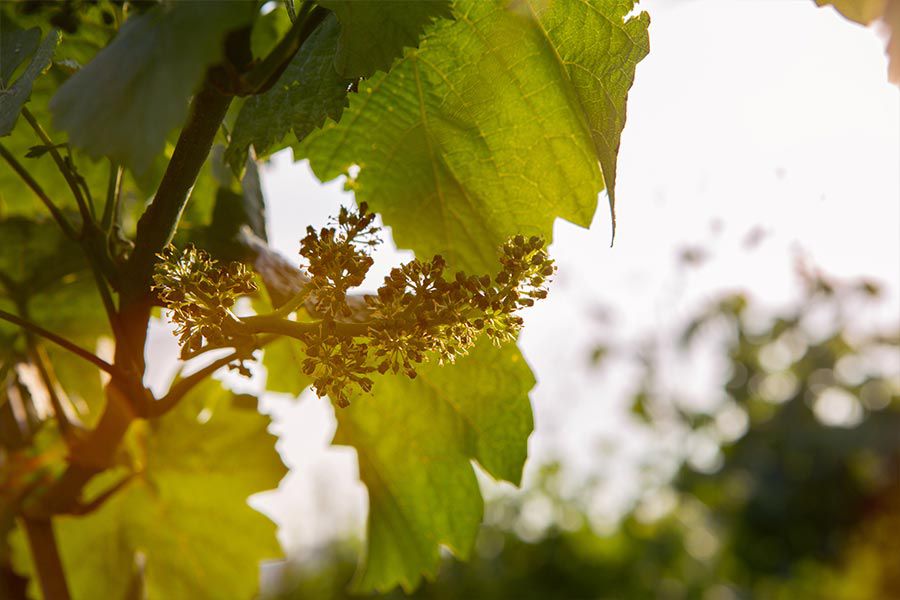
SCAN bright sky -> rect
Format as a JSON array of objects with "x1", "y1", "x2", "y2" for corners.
[{"x1": 152, "y1": 0, "x2": 900, "y2": 556}]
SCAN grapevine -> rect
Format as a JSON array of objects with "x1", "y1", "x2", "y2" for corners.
[{"x1": 154, "y1": 203, "x2": 555, "y2": 406}]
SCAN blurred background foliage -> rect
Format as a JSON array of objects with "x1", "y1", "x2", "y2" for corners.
[{"x1": 267, "y1": 261, "x2": 899, "y2": 600}]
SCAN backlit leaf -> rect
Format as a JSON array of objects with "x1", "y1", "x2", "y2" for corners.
[
  {"x1": 335, "y1": 340, "x2": 534, "y2": 592},
  {"x1": 0, "y1": 17, "x2": 40, "y2": 85},
  {"x1": 0, "y1": 28, "x2": 58, "y2": 137},
  {"x1": 321, "y1": 0, "x2": 453, "y2": 77},
  {"x1": 263, "y1": 338, "x2": 312, "y2": 396},
  {"x1": 226, "y1": 14, "x2": 352, "y2": 172},
  {"x1": 298, "y1": 0, "x2": 650, "y2": 272},
  {"x1": 49, "y1": 0, "x2": 256, "y2": 173},
  {"x1": 11, "y1": 380, "x2": 286, "y2": 599}
]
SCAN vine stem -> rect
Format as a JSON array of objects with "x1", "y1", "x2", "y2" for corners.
[
  {"x1": 149, "y1": 335, "x2": 275, "y2": 417},
  {"x1": 0, "y1": 142, "x2": 77, "y2": 240},
  {"x1": 21, "y1": 107, "x2": 94, "y2": 229},
  {"x1": 121, "y1": 82, "x2": 232, "y2": 323},
  {"x1": 240, "y1": 313, "x2": 370, "y2": 338},
  {"x1": 239, "y1": 5, "x2": 327, "y2": 95},
  {"x1": 0, "y1": 308, "x2": 122, "y2": 380},
  {"x1": 27, "y1": 10, "x2": 334, "y2": 521},
  {"x1": 21, "y1": 518, "x2": 72, "y2": 600},
  {"x1": 283, "y1": 0, "x2": 296, "y2": 22},
  {"x1": 101, "y1": 161, "x2": 123, "y2": 231}
]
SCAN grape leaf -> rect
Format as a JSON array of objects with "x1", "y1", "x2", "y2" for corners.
[
  {"x1": 0, "y1": 17, "x2": 40, "y2": 85},
  {"x1": 320, "y1": 0, "x2": 453, "y2": 78},
  {"x1": 298, "y1": 0, "x2": 650, "y2": 272},
  {"x1": 263, "y1": 337, "x2": 313, "y2": 396},
  {"x1": 0, "y1": 72, "x2": 155, "y2": 221},
  {"x1": 226, "y1": 14, "x2": 352, "y2": 173},
  {"x1": 335, "y1": 340, "x2": 534, "y2": 592},
  {"x1": 0, "y1": 28, "x2": 58, "y2": 137},
  {"x1": 0, "y1": 217, "x2": 78, "y2": 285},
  {"x1": 250, "y1": 2, "x2": 293, "y2": 61},
  {"x1": 49, "y1": 0, "x2": 256, "y2": 173},
  {"x1": 0, "y1": 4, "x2": 214, "y2": 223},
  {"x1": 4, "y1": 0, "x2": 119, "y2": 68},
  {"x1": 11, "y1": 380, "x2": 286, "y2": 600}
]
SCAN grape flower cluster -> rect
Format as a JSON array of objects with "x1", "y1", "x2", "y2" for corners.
[
  {"x1": 154, "y1": 204, "x2": 554, "y2": 407},
  {"x1": 152, "y1": 245, "x2": 257, "y2": 365}
]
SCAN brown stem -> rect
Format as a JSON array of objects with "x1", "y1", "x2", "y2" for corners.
[
  {"x1": 21, "y1": 517, "x2": 72, "y2": 600},
  {"x1": 0, "y1": 309, "x2": 122, "y2": 380},
  {"x1": 150, "y1": 334, "x2": 276, "y2": 418},
  {"x1": 38, "y1": 78, "x2": 235, "y2": 518},
  {"x1": 0, "y1": 142, "x2": 77, "y2": 240},
  {"x1": 21, "y1": 107, "x2": 94, "y2": 229},
  {"x1": 29, "y1": 382, "x2": 137, "y2": 517},
  {"x1": 120, "y1": 80, "x2": 232, "y2": 372}
]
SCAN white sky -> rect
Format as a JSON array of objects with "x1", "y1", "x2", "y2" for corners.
[{"x1": 152, "y1": 0, "x2": 900, "y2": 556}]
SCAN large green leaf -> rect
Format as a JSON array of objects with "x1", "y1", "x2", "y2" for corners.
[
  {"x1": 0, "y1": 17, "x2": 40, "y2": 85},
  {"x1": 263, "y1": 338, "x2": 312, "y2": 396},
  {"x1": 335, "y1": 340, "x2": 534, "y2": 592},
  {"x1": 0, "y1": 28, "x2": 58, "y2": 136},
  {"x1": 12, "y1": 380, "x2": 286, "y2": 599},
  {"x1": 226, "y1": 14, "x2": 352, "y2": 172},
  {"x1": 0, "y1": 8, "x2": 155, "y2": 222},
  {"x1": 298, "y1": 0, "x2": 649, "y2": 272},
  {"x1": 320, "y1": 0, "x2": 453, "y2": 78},
  {"x1": 49, "y1": 0, "x2": 256, "y2": 173}
]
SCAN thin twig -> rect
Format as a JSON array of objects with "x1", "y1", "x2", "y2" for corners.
[
  {"x1": 271, "y1": 286, "x2": 313, "y2": 319},
  {"x1": 86, "y1": 254, "x2": 121, "y2": 339},
  {"x1": 21, "y1": 107, "x2": 94, "y2": 231},
  {"x1": 0, "y1": 142, "x2": 77, "y2": 239},
  {"x1": 67, "y1": 473, "x2": 135, "y2": 515},
  {"x1": 28, "y1": 342, "x2": 85, "y2": 439},
  {"x1": 101, "y1": 161, "x2": 123, "y2": 231},
  {"x1": 21, "y1": 518, "x2": 72, "y2": 600},
  {"x1": 283, "y1": 0, "x2": 296, "y2": 22},
  {"x1": 149, "y1": 336, "x2": 274, "y2": 417},
  {"x1": 240, "y1": 313, "x2": 370, "y2": 338},
  {"x1": 239, "y1": 5, "x2": 328, "y2": 95},
  {"x1": 0, "y1": 309, "x2": 122, "y2": 380}
]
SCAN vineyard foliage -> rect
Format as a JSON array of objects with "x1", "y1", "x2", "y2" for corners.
[
  {"x1": 1, "y1": 0, "x2": 647, "y2": 596},
  {"x1": 0, "y1": 0, "x2": 891, "y2": 598}
]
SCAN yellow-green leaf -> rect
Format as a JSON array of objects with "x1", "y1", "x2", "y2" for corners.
[
  {"x1": 12, "y1": 380, "x2": 286, "y2": 599},
  {"x1": 321, "y1": 0, "x2": 453, "y2": 78},
  {"x1": 335, "y1": 340, "x2": 534, "y2": 592},
  {"x1": 298, "y1": 0, "x2": 650, "y2": 271},
  {"x1": 49, "y1": 1, "x2": 256, "y2": 173}
]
